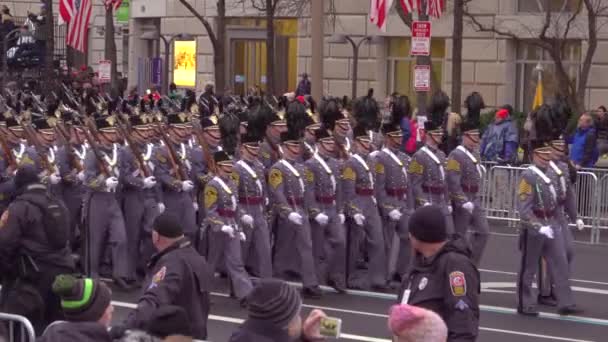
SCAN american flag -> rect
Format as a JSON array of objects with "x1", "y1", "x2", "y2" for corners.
[
  {"x1": 399, "y1": 0, "x2": 420, "y2": 14},
  {"x1": 67, "y1": 0, "x2": 92, "y2": 52},
  {"x1": 105, "y1": 0, "x2": 123, "y2": 11},
  {"x1": 58, "y1": 0, "x2": 74, "y2": 25},
  {"x1": 399, "y1": 0, "x2": 444, "y2": 18},
  {"x1": 370, "y1": 0, "x2": 394, "y2": 32}
]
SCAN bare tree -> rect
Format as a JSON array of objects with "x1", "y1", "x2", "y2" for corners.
[
  {"x1": 176, "y1": 0, "x2": 226, "y2": 92},
  {"x1": 464, "y1": 0, "x2": 608, "y2": 114}
]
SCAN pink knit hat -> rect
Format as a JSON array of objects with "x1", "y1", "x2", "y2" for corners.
[{"x1": 388, "y1": 304, "x2": 448, "y2": 342}]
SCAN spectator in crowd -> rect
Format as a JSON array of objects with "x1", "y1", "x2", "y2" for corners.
[
  {"x1": 594, "y1": 106, "x2": 608, "y2": 156},
  {"x1": 480, "y1": 107, "x2": 519, "y2": 164},
  {"x1": 296, "y1": 73, "x2": 311, "y2": 97},
  {"x1": 27, "y1": 4, "x2": 47, "y2": 59},
  {"x1": 168, "y1": 82, "x2": 183, "y2": 102},
  {"x1": 390, "y1": 95, "x2": 413, "y2": 152},
  {"x1": 38, "y1": 275, "x2": 113, "y2": 342},
  {"x1": 0, "y1": 5, "x2": 15, "y2": 41},
  {"x1": 388, "y1": 304, "x2": 448, "y2": 342},
  {"x1": 567, "y1": 112, "x2": 599, "y2": 169},
  {"x1": 229, "y1": 279, "x2": 328, "y2": 342}
]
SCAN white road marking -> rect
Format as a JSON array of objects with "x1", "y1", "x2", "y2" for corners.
[
  {"x1": 482, "y1": 282, "x2": 608, "y2": 295},
  {"x1": 479, "y1": 327, "x2": 596, "y2": 342},
  {"x1": 479, "y1": 269, "x2": 608, "y2": 286}
]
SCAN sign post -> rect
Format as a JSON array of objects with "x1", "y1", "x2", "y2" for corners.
[
  {"x1": 414, "y1": 65, "x2": 431, "y2": 92},
  {"x1": 98, "y1": 60, "x2": 112, "y2": 84},
  {"x1": 411, "y1": 21, "x2": 431, "y2": 56}
]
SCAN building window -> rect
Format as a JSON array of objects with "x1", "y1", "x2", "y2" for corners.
[
  {"x1": 386, "y1": 37, "x2": 445, "y2": 107},
  {"x1": 518, "y1": 0, "x2": 581, "y2": 12},
  {"x1": 515, "y1": 41, "x2": 581, "y2": 111}
]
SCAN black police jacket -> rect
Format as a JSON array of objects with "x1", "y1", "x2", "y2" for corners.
[
  {"x1": 125, "y1": 238, "x2": 211, "y2": 340},
  {"x1": 229, "y1": 318, "x2": 315, "y2": 342},
  {"x1": 398, "y1": 239, "x2": 480, "y2": 342},
  {"x1": 37, "y1": 321, "x2": 112, "y2": 342}
]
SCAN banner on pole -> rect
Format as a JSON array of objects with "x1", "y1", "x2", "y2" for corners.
[
  {"x1": 411, "y1": 21, "x2": 431, "y2": 56},
  {"x1": 98, "y1": 60, "x2": 112, "y2": 83},
  {"x1": 414, "y1": 65, "x2": 431, "y2": 92},
  {"x1": 151, "y1": 57, "x2": 163, "y2": 86}
]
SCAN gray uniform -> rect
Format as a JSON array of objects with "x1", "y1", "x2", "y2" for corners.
[
  {"x1": 447, "y1": 146, "x2": 489, "y2": 264},
  {"x1": 268, "y1": 158, "x2": 318, "y2": 287},
  {"x1": 342, "y1": 153, "x2": 387, "y2": 289},
  {"x1": 374, "y1": 147, "x2": 414, "y2": 278},
  {"x1": 259, "y1": 140, "x2": 280, "y2": 173},
  {"x1": 303, "y1": 153, "x2": 346, "y2": 286},
  {"x1": 517, "y1": 166, "x2": 575, "y2": 312},
  {"x1": 409, "y1": 145, "x2": 454, "y2": 235},
  {"x1": 234, "y1": 158, "x2": 272, "y2": 278},
  {"x1": 56, "y1": 144, "x2": 86, "y2": 246},
  {"x1": 83, "y1": 146, "x2": 129, "y2": 279},
  {"x1": 204, "y1": 175, "x2": 253, "y2": 300}
]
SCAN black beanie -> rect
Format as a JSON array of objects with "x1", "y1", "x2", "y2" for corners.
[
  {"x1": 408, "y1": 205, "x2": 448, "y2": 243},
  {"x1": 145, "y1": 305, "x2": 192, "y2": 338},
  {"x1": 52, "y1": 275, "x2": 112, "y2": 322},
  {"x1": 153, "y1": 213, "x2": 183, "y2": 238},
  {"x1": 14, "y1": 165, "x2": 39, "y2": 190},
  {"x1": 247, "y1": 279, "x2": 302, "y2": 328}
]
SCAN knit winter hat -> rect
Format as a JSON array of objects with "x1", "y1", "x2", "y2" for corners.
[
  {"x1": 52, "y1": 274, "x2": 112, "y2": 322},
  {"x1": 153, "y1": 213, "x2": 183, "y2": 238},
  {"x1": 247, "y1": 279, "x2": 302, "y2": 328},
  {"x1": 14, "y1": 165, "x2": 39, "y2": 190},
  {"x1": 408, "y1": 205, "x2": 448, "y2": 243},
  {"x1": 388, "y1": 304, "x2": 447, "y2": 342}
]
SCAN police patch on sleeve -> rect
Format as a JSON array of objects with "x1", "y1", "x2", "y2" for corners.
[
  {"x1": 148, "y1": 266, "x2": 167, "y2": 290},
  {"x1": 269, "y1": 169, "x2": 283, "y2": 189},
  {"x1": 204, "y1": 186, "x2": 219, "y2": 209},
  {"x1": 449, "y1": 271, "x2": 467, "y2": 296}
]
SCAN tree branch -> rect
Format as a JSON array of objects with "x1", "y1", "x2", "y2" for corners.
[
  {"x1": 538, "y1": 0, "x2": 552, "y2": 41},
  {"x1": 176, "y1": 0, "x2": 218, "y2": 52},
  {"x1": 577, "y1": 0, "x2": 599, "y2": 111}
]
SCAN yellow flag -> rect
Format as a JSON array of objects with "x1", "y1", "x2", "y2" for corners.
[{"x1": 532, "y1": 79, "x2": 543, "y2": 110}]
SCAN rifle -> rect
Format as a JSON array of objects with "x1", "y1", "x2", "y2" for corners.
[
  {"x1": 192, "y1": 121, "x2": 217, "y2": 175},
  {"x1": 55, "y1": 117, "x2": 83, "y2": 172},
  {"x1": 155, "y1": 120, "x2": 188, "y2": 181},
  {"x1": 21, "y1": 122, "x2": 55, "y2": 174},
  {"x1": 0, "y1": 131, "x2": 16, "y2": 170},
  {"x1": 115, "y1": 111, "x2": 152, "y2": 178}
]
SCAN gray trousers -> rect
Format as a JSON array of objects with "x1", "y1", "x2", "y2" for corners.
[
  {"x1": 86, "y1": 192, "x2": 129, "y2": 279},
  {"x1": 273, "y1": 216, "x2": 319, "y2": 287},
  {"x1": 163, "y1": 190, "x2": 197, "y2": 235},
  {"x1": 62, "y1": 184, "x2": 83, "y2": 245},
  {"x1": 539, "y1": 212, "x2": 576, "y2": 297},
  {"x1": 383, "y1": 213, "x2": 411, "y2": 279},
  {"x1": 310, "y1": 213, "x2": 346, "y2": 285},
  {"x1": 347, "y1": 207, "x2": 387, "y2": 288},
  {"x1": 241, "y1": 205, "x2": 273, "y2": 278},
  {"x1": 453, "y1": 204, "x2": 489, "y2": 264},
  {"x1": 518, "y1": 226, "x2": 575, "y2": 310},
  {"x1": 207, "y1": 230, "x2": 253, "y2": 299}
]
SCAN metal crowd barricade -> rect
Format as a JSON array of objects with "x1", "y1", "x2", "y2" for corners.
[
  {"x1": 481, "y1": 165, "x2": 527, "y2": 226},
  {"x1": 575, "y1": 171, "x2": 599, "y2": 243},
  {"x1": 594, "y1": 173, "x2": 608, "y2": 244},
  {"x1": 0, "y1": 312, "x2": 36, "y2": 342}
]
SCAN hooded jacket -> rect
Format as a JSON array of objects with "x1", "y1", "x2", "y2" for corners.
[{"x1": 37, "y1": 321, "x2": 112, "y2": 342}]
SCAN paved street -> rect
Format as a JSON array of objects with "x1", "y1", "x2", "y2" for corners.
[{"x1": 110, "y1": 231, "x2": 608, "y2": 342}]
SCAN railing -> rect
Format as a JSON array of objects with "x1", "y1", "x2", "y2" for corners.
[{"x1": 0, "y1": 313, "x2": 36, "y2": 342}]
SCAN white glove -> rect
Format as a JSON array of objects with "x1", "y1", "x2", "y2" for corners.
[
  {"x1": 338, "y1": 213, "x2": 346, "y2": 225},
  {"x1": 77, "y1": 171, "x2": 85, "y2": 182},
  {"x1": 181, "y1": 180, "x2": 194, "y2": 192},
  {"x1": 105, "y1": 177, "x2": 119, "y2": 190},
  {"x1": 539, "y1": 226, "x2": 554, "y2": 239},
  {"x1": 353, "y1": 213, "x2": 365, "y2": 226},
  {"x1": 576, "y1": 219, "x2": 585, "y2": 231},
  {"x1": 314, "y1": 213, "x2": 329, "y2": 226},
  {"x1": 143, "y1": 176, "x2": 157, "y2": 189},
  {"x1": 158, "y1": 203, "x2": 166, "y2": 214},
  {"x1": 49, "y1": 173, "x2": 61, "y2": 185},
  {"x1": 389, "y1": 209, "x2": 402, "y2": 221},
  {"x1": 462, "y1": 202, "x2": 474, "y2": 214},
  {"x1": 239, "y1": 232, "x2": 247, "y2": 241},
  {"x1": 448, "y1": 205, "x2": 453, "y2": 214},
  {"x1": 423, "y1": 202, "x2": 431, "y2": 207},
  {"x1": 288, "y1": 212, "x2": 303, "y2": 225},
  {"x1": 241, "y1": 214, "x2": 254, "y2": 227},
  {"x1": 193, "y1": 202, "x2": 199, "y2": 211},
  {"x1": 221, "y1": 225, "x2": 235, "y2": 238}
]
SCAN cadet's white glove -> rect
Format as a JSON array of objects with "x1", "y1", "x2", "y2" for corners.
[
  {"x1": 423, "y1": 202, "x2": 431, "y2": 207},
  {"x1": 462, "y1": 202, "x2": 474, "y2": 214},
  {"x1": 389, "y1": 209, "x2": 402, "y2": 221},
  {"x1": 221, "y1": 225, "x2": 235, "y2": 238},
  {"x1": 338, "y1": 213, "x2": 346, "y2": 225},
  {"x1": 192, "y1": 202, "x2": 199, "y2": 211},
  {"x1": 576, "y1": 219, "x2": 585, "y2": 231},
  {"x1": 241, "y1": 214, "x2": 254, "y2": 227},
  {"x1": 105, "y1": 177, "x2": 119, "y2": 190},
  {"x1": 143, "y1": 176, "x2": 157, "y2": 189},
  {"x1": 181, "y1": 180, "x2": 194, "y2": 192},
  {"x1": 539, "y1": 226, "x2": 554, "y2": 239},
  {"x1": 49, "y1": 173, "x2": 61, "y2": 185},
  {"x1": 77, "y1": 171, "x2": 85, "y2": 182},
  {"x1": 314, "y1": 213, "x2": 329, "y2": 226},
  {"x1": 158, "y1": 203, "x2": 166, "y2": 214},
  {"x1": 353, "y1": 213, "x2": 365, "y2": 226},
  {"x1": 288, "y1": 212, "x2": 303, "y2": 225},
  {"x1": 448, "y1": 205, "x2": 453, "y2": 214},
  {"x1": 239, "y1": 232, "x2": 247, "y2": 242}
]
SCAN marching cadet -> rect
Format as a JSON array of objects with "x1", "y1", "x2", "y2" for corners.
[
  {"x1": 118, "y1": 113, "x2": 160, "y2": 283},
  {"x1": 234, "y1": 131, "x2": 272, "y2": 279},
  {"x1": 304, "y1": 128, "x2": 347, "y2": 293},
  {"x1": 258, "y1": 104, "x2": 287, "y2": 170},
  {"x1": 342, "y1": 125, "x2": 388, "y2": 290},
  {"x1": 82, "y1": 113, "x2": 131, "y2": 288},
  {"x1": 268, "y1": 127, "x2": 322, "y2": 298},
  {"x1": 409, "y1": 121, "x2": 455, "y2": 235},
  {"x1": 204, "y1": 150, "x2": 253, "y2": 304},
  {"x1": 153, "y1": 112, "x2": 197, "y2": 241},
  {"x1": 375, "y1": 121, "x2": 414, "y2": 282},
  {"x1": 302, "y1": 115, "x2": 320, "y2": 161},
  {"x1": 516, "y1": 142, "x2": 580, "y2": 316},
  {"x1": 352, "y1": 90, "x2": 382, "y2": 152},
  {"x1": 30, "y1": 115, "x2": 62, "y2": 188},
  {"x1": 192, "y1": 115, "x2": 222, "y2": 225},
  {"x1": 447, "y1": 116, "x2": 489, "y2": 264}
]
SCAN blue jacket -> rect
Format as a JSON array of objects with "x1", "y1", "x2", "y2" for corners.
[
  {"x1": 567, "y1": 127, "x2": 598, "y2": 167},
  {"x1": 480, "y1": 118, "x2": 519, "y2": 163}
]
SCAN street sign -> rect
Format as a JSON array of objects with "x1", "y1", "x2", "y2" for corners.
[
  {"x1": 411, "y1": 21, "x2": 431, "y2": 56},
  {"x1": 414, "y1": 65, "x2": 431, "y2": 92},
  {"x1": 98, "y1": 60, "x2": 111, "y2": 83}
]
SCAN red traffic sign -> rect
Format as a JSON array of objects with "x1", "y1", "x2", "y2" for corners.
[{"x1": 411, "y1": 21, "x2": 431, "y2": 56}]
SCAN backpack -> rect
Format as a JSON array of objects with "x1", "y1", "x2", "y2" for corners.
[{"x1": 17, "y1": 192, "x2": 70, "y2": 250}]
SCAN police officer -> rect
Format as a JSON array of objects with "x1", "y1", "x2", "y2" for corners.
[
  {"x1": 398, "y1": 205, "x2": 480, "y2": 342},
  {"x1": 409, "y1": 121, "x2": 454, "y2": 235},
  {"x1": 516, "y1": 143, "x2": 580, "y2": 316},
  {"x1": 447, "y1": 120, "x2": 489, "y2": 264},
  {"x1": 204, "y1": 150, "x2": 253, "y2": 304},
  {"x1": 0, "y1": 166, "x2": 75, "y2": 334},
  {"x1": 304, "y1": 128, "x2": 347, "y2": 293},
  {"x1": 342, "y1": 125, "x2": 387, "y2": 290}
]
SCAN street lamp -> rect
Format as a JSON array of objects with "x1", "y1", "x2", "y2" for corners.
[
  {"x1": 140, "y1": 31, "x2": 194, "y2": 93},
  {"x1": 328, "y1": 34, "x2": 382, "y2": 99}
]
